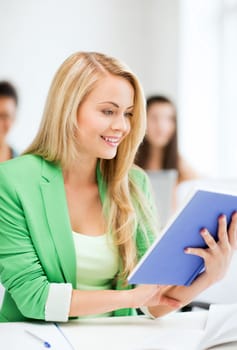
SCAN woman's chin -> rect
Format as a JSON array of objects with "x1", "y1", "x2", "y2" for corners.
[{"x1": 99, "y1": 150, "x2": 118, "y2": 160}]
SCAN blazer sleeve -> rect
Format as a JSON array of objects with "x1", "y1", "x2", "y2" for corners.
[{"x1": 0, "y1": 168, "x2": 50, "y2": 320}]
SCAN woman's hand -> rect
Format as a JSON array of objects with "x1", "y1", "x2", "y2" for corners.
[
  {"x1": 139, "y1": 212, "x2": 237, "y2": 319},
  {"x1": 131, "y1": 284, "x2": 181, "y2": 309},
  {"x1": 185, "y1": 212, "x2": 237, "y2": 285}
]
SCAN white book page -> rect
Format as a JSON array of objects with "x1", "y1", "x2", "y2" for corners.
[
  {"x1": 198, "y1": 304, "x2": 237, "y2": 350},
  {"x1": 0, "y1": 322, "x2": 74, "y2": 350}
]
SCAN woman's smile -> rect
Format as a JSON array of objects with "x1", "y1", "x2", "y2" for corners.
[{"x1": 100, "y1": 135, "x2": 122, "y2": 147}]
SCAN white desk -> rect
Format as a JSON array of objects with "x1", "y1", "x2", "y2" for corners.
[
  {"x1": 1, "y1": 310, "x2": 236, "y2": 350},
  {"x1": 60, "y1": 312, "x2": 208, "y2": 350}
]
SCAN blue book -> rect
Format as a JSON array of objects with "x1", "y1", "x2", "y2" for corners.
[{"x1": 128, "y1": 189, "x2": 237, "y2": 286}]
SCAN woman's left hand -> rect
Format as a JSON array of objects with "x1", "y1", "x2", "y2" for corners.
[{"x1": 185, "y1": 212, "x2": 237, "y2": 285}]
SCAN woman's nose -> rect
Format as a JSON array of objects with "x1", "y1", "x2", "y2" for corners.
[{"x1": 111, "y1": 114, "x2": 130, "y2": 132}]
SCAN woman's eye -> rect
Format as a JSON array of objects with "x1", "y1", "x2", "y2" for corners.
[
  {"x1": 102, "y1": 109, "x2": 114, "y2": 116},
  {"x1": 124, "y1": 112, "x2": 133, "y2": 118}
]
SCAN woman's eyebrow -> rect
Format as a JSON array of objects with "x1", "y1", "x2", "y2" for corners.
[
  {"x1": 97, "y1": 101, "x2": 134, "y2": 109},
  {"x1": 98, "y1": 101, "x2": 119, "y2": 107}
]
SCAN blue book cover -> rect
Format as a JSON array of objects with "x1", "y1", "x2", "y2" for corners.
[{"x1": 128, "y1": 189, "x2": 237, "y2": 286}]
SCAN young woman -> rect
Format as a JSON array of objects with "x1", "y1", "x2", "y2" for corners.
[
  {"x1": 0, "y1": 52, "x2": 236, "y2": 323},
  {"x1": 135, "y1": 95, "x2": 198, "y2": 183}
]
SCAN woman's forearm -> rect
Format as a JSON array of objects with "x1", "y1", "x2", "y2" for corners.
[
  {"x1": 69, "y1": 289, "x2": 133, "y2": 317},
  {"x1": 69, "y1": 284, "x2": 164, "y2": 317},
  {"x1": 148, "y1": 271, "x2": 212, "y2": 317}
]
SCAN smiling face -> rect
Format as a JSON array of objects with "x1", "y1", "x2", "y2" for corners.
[
  {"x1": 76, "y1": 74, "x2": 134, "y2": 161},
  {"x1": 146, "y1": 102, "x2": 176, "y2": 148}
]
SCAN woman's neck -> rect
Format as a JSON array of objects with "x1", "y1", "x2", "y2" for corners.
[
  {"x1": 63, "y1": 157, "x2": 97, "y2": 188},
  {"x1": 146, "y1": 146, "x2": 164, "y2": 170}
]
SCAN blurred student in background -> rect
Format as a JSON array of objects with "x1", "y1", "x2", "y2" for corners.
[
  {"x1": 0, "y1": 81, "x2": 18, "y2": 162},
  {"x1": 135, "y1": 95, "x2": 198, "y2": 184}
]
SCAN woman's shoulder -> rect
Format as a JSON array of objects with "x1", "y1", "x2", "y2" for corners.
[
  {"x1": 0, "y1": 154, "x2": 42, "y2": 170},
  {"x1": 0, "y1": 154, "x2": 45, "y2": 184},
  {"x1": 129, "y1": 165, "x2": 150, "y2": 190},
  {"x1": 129, "y1": 164, "x2": 146, "y2": 179}
]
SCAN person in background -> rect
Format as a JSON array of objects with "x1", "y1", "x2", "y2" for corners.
[
  {"x1": 0, "y1": 81, "x2": 18, "y2": 162},
  {"x1": 0, "y1": 52, "x2": 236, "y2": 323},
  {"x1": 135, "y1": 95, "x2": 198, "y2": 184}
]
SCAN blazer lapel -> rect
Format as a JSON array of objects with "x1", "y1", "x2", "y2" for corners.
[{"x1": 40, "y1": 160, "x2": 76, "y2": 288}]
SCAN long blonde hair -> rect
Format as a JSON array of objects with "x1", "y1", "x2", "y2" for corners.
[{"x1": 24, "y1": 52, "x2": 156, "y2": 280}]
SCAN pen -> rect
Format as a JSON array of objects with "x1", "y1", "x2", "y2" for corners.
[
  {"x1": 55, "y1": 323, "x2": 75, "y2": 350},
  {"x1": 25, "y1": 329, "x2": 51, "y2": 348}
]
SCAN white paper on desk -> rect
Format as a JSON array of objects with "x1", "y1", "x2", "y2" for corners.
[
  {"x1": 197, "y1": 304, "x2": 237, "y2": 350},
  {"x1": 134, "y1": 329, "x2": 204, "y2": 350},
  {"x1": 0, "y1": 322, "x2": 74, "y2": 350}
]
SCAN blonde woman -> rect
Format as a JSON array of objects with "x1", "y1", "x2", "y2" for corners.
[{"x1": 0, "y1": 52, "x2": 236, "y2": 323}]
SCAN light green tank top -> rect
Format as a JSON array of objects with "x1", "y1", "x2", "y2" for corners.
[{"x1": 72, "y1": 231, "x2": 119, "y2": 317}]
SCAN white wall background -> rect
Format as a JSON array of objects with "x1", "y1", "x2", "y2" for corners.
[
  {"x1": 178, "y1": 0, "x2": 237, "y2": 177},
  {"x1": 178, "y1": 0, "x2": 221, "y2": 177},
  {"x1": 219, "y1": 0, "x2": 237, "y2": 176},
  {"x1": 0, "y1": 0, "x2": 179, "y2": 153}
]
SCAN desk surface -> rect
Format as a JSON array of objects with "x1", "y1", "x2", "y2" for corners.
[
  {"x1": 1, "y1": 310, "x2": 235, "y2": 350},
  {"x1": 60, "y1": 311, "x2": 208, "y2": 350}
]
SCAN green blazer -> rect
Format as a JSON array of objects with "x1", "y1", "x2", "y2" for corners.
[{"x1": 0, "y1": 155, "x2": 155, "y2": 322}]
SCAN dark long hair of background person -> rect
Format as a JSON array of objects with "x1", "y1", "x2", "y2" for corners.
[{"x1": 135, "y1": 95, "x2": 178, "y2": 170}]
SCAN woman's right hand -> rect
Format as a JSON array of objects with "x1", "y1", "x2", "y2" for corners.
[{"x1": 130, "y1": 284, "x2": 181, "y2": 309}]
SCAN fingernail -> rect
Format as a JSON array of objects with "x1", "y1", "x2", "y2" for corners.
[
  {"x1": 200, "y1": 228, "x2": 207, "y2": 235},
  {"x1": 184, "y1": 248, "x2": 190, "y2": 253}
]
